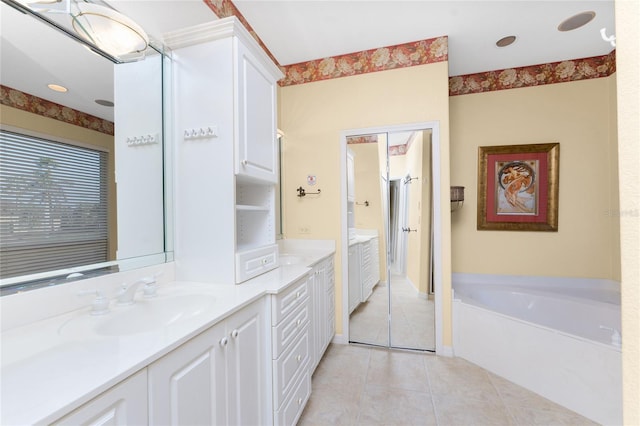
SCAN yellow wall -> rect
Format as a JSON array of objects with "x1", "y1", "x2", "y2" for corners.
[
  {"x1": 615, "y1": 0, "x2": 640, "y2": 423},
  {"x1": 278, "y1": 62, "x2": 451, "y2": 342},
  {"x1": 0, "y1": 105, "x2": 118, "y2": 260},
  {"x1": 449, "y1": 77, "x2": 620, "y2": 280}
]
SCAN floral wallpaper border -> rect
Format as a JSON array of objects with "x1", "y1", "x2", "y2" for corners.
[
  {"x1": 346, "y1": 135, "x2": 378, "y2": 145},
  {"x1": 1, "y1": 85, "x2": 115, "y2": 136},
  {"x1": 203, "y1": 0, "x2": 282, "y2": 71},
  {"x1": 449, "y1": 50, "x2": 616, "y2": 96},
  {"x1": 280, "y1": 37, "x2": 448, "y2": 87},
  {"x1": 346, "y1": 134, "x2": 410, "y2": 157}
]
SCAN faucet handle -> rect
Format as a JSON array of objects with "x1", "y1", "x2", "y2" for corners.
[
  {"x1": 142, "y1": 276, "x2": 158, "y2": 298},
  {"x1": 78, "y1": 290, "x2": 110, "y2": 315}
]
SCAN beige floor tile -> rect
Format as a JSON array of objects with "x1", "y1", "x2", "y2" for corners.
[
  {"x1": 301, "y1": 344, "x2": 598, "y2": 426},
  {"x1": 431, "y1": 393, "x2": 516, "y2": 426},
  {"x1": 365, "y1": 347, "x2": 430, "y2": 393},
  {"x1": 356, "y1": 385, "x2": 437, "y2": 426},
  {"x1": 298, "y1": 383, "x2": 362, "y2": 426}
]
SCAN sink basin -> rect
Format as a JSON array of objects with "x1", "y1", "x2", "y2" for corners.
[
  {"x1": 59, "y1": 294, "x2": 216, "y2": 337},
  {"x1": 279, "y1": 254, "x2": 306, "y2": 266}
]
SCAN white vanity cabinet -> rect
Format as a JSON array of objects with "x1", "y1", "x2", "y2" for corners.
[
  {"x1": 148, "y1": 298, "x2": 271, "y2": 425},
  {"x1": 360, "y1": 240, "x2": 373, "y2": 302},
  {"x1": 270, "y1": 275, "x2": 311, "y2": 426},
  {"x1": 348, "y1": 242, "x2": 361, "y2": 315},
  {"x1": 168, "y1": 17, "x2": 284, "y2": 284},
  {"x1": 53, "y1": 370, "x2": 148, "y2": 426},
  {"x1": 309, "y1": 256, "x2": 335, "y2": 372}
]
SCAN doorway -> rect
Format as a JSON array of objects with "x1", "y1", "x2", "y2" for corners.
[{"x1": 341, "y1": 122, "x2": 441, "y2": 352}]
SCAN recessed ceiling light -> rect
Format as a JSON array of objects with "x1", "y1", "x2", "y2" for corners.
[
  {"x1": 95, "y1": 99, "x2": 114, "y2": 107},
  {"x1": 47, "y1": 84, "x2": 68, "y2": 93},
  {"x1": 558, "y1": 11, "x2": 596, "y2": 32},
  {"x1": 496, "y1": 36, "x2": 517, "y2": 48}
]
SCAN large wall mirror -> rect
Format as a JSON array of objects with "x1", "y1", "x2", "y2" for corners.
[
  {"x1": 344, "y1": 123, "x2": 441, "y2": 352},
  {"x1": 0, "y1": 0, "x2": 172, "y2": 294}
]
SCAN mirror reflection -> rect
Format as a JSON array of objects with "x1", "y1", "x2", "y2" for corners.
[
  {"x1": 347, "y1": 129, "x2": 435, "y2": 351},
  {"x1": 0, "y1": 0, "x2": 169, "y2": 293}
]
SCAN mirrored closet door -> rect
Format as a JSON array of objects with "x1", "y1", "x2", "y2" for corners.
[{"x1": 347, "y1": 128, "x2": 435, "y2": 351}]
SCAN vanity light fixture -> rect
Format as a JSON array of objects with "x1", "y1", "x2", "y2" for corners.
[
  {"x1": 47, "y1": 83, "x2": 68, "y2": 92},
  {"x1": 71, "y1": 2, "x2": 148, "y2": 57},
  {"x1": 450, "y1": 186, "x2": 465, "y2": 212}
]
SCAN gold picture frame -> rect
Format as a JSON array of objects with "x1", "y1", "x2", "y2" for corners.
[{"x1": 477, "y1": 143, "x2": 559, "y2": 231}]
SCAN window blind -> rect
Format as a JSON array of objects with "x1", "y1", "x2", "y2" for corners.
[{"x1": 0, "y1": 130, "x2": 108, "y2": 278}]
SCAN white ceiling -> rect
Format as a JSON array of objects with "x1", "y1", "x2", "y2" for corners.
[
  {"x1": 232, "y1": 0, "x2": 616, "y2": 75},
  {"x1": 0, "y1": 0, "x2": 616, "y2": 122}
]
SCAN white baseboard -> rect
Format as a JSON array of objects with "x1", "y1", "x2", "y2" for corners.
[
  {"x1": 331, "y1": 334, "x2": 348, "y2": 345},
  {"x1": 437, "y1": 345, "x2": 454, "y2": 357}
]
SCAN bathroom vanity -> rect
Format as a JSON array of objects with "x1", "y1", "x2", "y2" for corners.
[{"x1": 0, "y1": 241, "x2": 335, "y2": 425}]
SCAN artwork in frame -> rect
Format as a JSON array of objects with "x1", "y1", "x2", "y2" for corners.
[{"x1": 477, "y1": 143, "x2": 559, "y2": 231}]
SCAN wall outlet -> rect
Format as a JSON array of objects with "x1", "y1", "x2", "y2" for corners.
[{"x1": 299, "y1": 226, "x2": 311, "y2": 234}]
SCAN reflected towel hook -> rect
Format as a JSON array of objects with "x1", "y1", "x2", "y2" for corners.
[
  {"x1": 297, "y1": 186, "x2": 321, "y2": 197},
  {"x1": 403, "y1": 176, "x2": 419, "y2": 184},
  {"x1": 356, "y1": 200, "x2": 369, "y2": 207}
]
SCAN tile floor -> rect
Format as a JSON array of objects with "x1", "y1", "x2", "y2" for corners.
[
  {"x1": 298, "y1": 344, "x2": 598, "y2": 426},
  {"x1": 349, "y1": 275, "x2": 435, "y2": 350}
]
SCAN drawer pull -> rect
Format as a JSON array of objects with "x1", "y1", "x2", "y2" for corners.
[
  {"x1": 220, "y1": 337, "x2": 228, "y2": 347},
  {"x1": 296, "y1": 291, "x2": 301, "y2": 299},
  {"x1": 297, "y1": 397, "x2": 303, "y2": 406},
  {"x1": 231, "y1": 329, "x2": 239, "y2": 338},
  {"x1": 296, "y1": 318, "x2": 301, "y2": 326},
  {"x1": 296, "y1": 354, "x2": 302, "y2": 363}
]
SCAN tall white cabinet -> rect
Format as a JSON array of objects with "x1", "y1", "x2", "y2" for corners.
[{"x1": 167, "y1": 17, "x2": 284, "y2": 284}]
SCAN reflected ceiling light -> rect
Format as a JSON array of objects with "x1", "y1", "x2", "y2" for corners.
[
  {"x1": 558, "y1": 11, "x2": 596, "y2": 32},
  {"x1": 496, "y1": 35, "x2": 517, "y2": 48},
  {"x1": 95, "y1": 99, "x2": 114, "y2": 107},
  {"x1": 47, "y1": 83, "x2": 68, "y2": 92},
  {"x1": 71, "y1": 2, "x2": 148, "y2": 57}
]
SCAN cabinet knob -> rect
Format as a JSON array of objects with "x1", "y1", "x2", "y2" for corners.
[
  {"x1": 242, "y1": 159, "x2": 248, "y2": 166},
  {"x1": 296, "y1": 354, "x2": 302, "y2": 363},
  {"x1": 296, "y1": 318, "x2": 301, "y2": 326},
  {"x1": 297, "y1": 397, "x2": 303, "y2": 406},
  {"x1": 220, "y1": 337, "x2": 228, "y2": 347},
  {"x1": 231, "y1": 329, "x2": 239, "y2": 338},
  {"x1": 296, "y1": 291, "x2": 301, "y2": 299}
]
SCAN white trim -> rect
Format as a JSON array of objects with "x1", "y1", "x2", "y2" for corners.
[
  {"x1": 163, "y1": 17, "x2": 283, "y2": 80},
  {"x1": 340, "y1": 121, "x2": 443, "y2": 354},
  {"x1": 331, "y1": 334, "x2": 349, "y2": 345}
]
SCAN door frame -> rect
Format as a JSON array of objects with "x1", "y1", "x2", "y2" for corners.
[{"x1": 339, "y1": 121, "x2": 443, "y2": 354}]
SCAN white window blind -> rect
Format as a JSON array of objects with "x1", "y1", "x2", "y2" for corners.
[{"x1": 0, "y1": 130, "x2": 108, "y2": 279}]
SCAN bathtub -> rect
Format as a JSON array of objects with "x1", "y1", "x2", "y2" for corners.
[{"x1": 452, "y1": 274, "x2": 622, "y2": 425}]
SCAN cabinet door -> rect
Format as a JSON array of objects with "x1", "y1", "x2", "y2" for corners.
[
  {"x1": 348, "y1": 244, "x2": 361, "y2": 314},
  {"x1": 148, "y1": 322, "x2": 227, "y2": 426},
  {"x1": 347, "y1": 149, "x2": 356, "y2": 202},
  {"x1": 235, "y1": 40, "x2": 278, "y2": 183},
  {"x1": 53, "y1": 369, "x2": 148, "y2": 426},
  {"x1": 226, "y1": 299, "x2": 271, "y2": 425}
]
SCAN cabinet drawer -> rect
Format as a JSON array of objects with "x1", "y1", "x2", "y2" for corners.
[
  {"x1": 273, "y1": 330, "x2": 309, "y2": 409},
  {"x1": 271, "y1": 276, "x2": 309, "y2": 326},
  {"x1": 275, "y1": 371, "x2": 311, "y2": 426},
  {"x1": 236, "y1": 244, "x2": 278, "y2": 283},
  {"x1": 272, "y1": 300, "x2": 310, "y2": 358}
]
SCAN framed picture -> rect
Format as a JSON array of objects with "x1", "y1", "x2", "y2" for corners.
[{"x1": 477, "y1": 143, "x2": 559, "y2": 231}]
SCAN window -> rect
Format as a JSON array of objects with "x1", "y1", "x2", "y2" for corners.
[{"x1": 0, "y1": 130, "x2": 108, "y2": 279}]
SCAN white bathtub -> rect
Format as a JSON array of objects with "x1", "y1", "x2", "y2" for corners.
[{"x1": 452, "y1": 274, "x2": 622, "y2": 425}]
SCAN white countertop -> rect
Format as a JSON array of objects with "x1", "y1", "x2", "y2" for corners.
[{"x1": 1, "y1": 246, "x2": 334, "y2": 425}]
